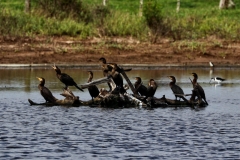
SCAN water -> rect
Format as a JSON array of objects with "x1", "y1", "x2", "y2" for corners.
[{"x1": 0, "y1": 67, "x2": 240, "y2": 159}]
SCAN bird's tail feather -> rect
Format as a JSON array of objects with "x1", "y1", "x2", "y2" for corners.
[
  {"x1": 75, "y1": 85, "x2": 84, "y2": 92},
  {"x1": 181, "y1": 96, "x2": 189, "y2": 103}
]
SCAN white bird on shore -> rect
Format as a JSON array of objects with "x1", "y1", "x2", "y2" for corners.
[
  {"x1": 209, "y1": 62, "x2": 214, "y2": 67},
  {"x1": 209, "y1": 77, "x2": 225, "y2": 84}
]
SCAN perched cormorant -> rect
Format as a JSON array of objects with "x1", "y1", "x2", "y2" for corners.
[
  {"x1": 99, "y1": 57, "x2": 113, "y2": 77},
  {"x1": 168, "y1": 76, "x2": 188, "y2": 101},
  {"x1": 37, "y1": 77, "x2": 57, "y2": 103},
  {"x1": 146, "y1": 79, "x2": 158, "y2": 98},
  {"x1": 109, "y1": 63, "x2": 125, "y2": 94},
  {"x1": 99, "y1": 57, "x2": 113, "y2": 91},
  {"x1": 52, "y1": 65, "x2": 83, "y2": 91},
  {"x1": 191, "y1": 73, "x2": 208, "y2": 105},
  {"x1": 87, "y1": 71, "x2": 100, "y2": 101},
  {"x1": 99, "y1": 57, "x2": 131, "y2": 75},
  {"x1": 209, "y1": 77, "x2": 225, "y2": 84},
  {"x1": 134, "y1": 77, "x2": 147, "y2": 96}
]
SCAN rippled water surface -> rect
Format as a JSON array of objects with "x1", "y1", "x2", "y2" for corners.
[{"x1": 0, "y1": 67, "x2": 240, "y2": 159}]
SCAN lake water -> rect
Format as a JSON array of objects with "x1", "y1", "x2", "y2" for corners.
[{"x1": 0, "y1": 67, "x2": 240, "y2": 159}]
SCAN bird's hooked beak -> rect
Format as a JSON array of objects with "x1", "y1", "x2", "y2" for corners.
[
  {"x1": 87, "y1": 71, "x2": 93, "y2": 76},
  {"x1": 36, "y1": 77, "x2": 42, "y2": 81},
  {"x1": 191, "y1": 73, "x2": 195, "y2": 78},
  {"x1": 52, "y1": 63, "x2": 57, "y2": 70}
]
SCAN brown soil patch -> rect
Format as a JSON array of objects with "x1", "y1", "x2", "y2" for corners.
[{"x1": 1, "y1": 36, "x2": 240, "y2": 66}]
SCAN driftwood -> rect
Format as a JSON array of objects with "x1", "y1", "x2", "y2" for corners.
[
  {"x1": 29, "y1": 86, "x2": 207, "y2": 108},
  {"x1": 28, "y1": 98, "x2": 81, "y2": 107},
  {"x1": 28, "y1": 84, "x2": 145, "y2": 107},
  {"x1": 28, "y1": 93, "x2": 144, "y2": 108},
  {"x1": 28, "y1": 88, "x2": 82, "y2": 107},
  {"x1": 80, "y1": 76, "x2": 116, "y2": 90},
  {"x1": 29, "y1": 65, "x2": 207, "y2": 108},
  {"x1": 152, "y1": 88, "x2": 207, "y2": 108},
  {"x1": 120, "y1": 70, "x2": 138, "y2": 95},
  {"x1": 28, "y1": 90, "x2": 206, "y2": 108}
]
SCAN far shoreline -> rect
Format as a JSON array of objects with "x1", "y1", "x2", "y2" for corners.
[{"x1": 0, "y1": 63, "x2": 240, "y2": 69}]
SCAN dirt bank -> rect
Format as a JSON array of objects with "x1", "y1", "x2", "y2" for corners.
[{"x1": 0, "y1": 36, "x2": 240, "y2": 66}]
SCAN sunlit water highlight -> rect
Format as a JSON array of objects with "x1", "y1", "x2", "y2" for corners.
[{"x1": 0, "y1": 67, "x2": 240, "y2": 159}]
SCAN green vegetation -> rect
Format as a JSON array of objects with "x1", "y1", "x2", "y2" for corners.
[{"x1": 0, "y1": 0, "x2": 240, "y2": 42}]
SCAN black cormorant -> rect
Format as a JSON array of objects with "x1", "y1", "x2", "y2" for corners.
[
  {"x1": 87, "y1": 71, "x2": 100, "y2": 101},
  {"x1": 168, "y1": 76, "x2": 188, "y2": 101},
  {"x1": 109, "y1": 63, "x2": 125, "y2": 94},
  {"x1": 99, "y1": 57, "x2": 131, "y2": 75},
  {"x1": 37, "y1": 77, "x2": 57, "y2": 103},
  {"x1": 134, "y1": 77, "x2": 147, "y2": 96},
  {"x1": 99, "y1": 57, "x2": 113, "y2": 77},
  {"x1": 146, "y1": 79, "x2": 158, "y2": 98},
  {"x1": 191, "y1": 73, "x2": 208, "y2": 105},
  {"x1": 52, "y1": 65, "x2": 83, "y2": 91},
  {"x1": 99, "y1": 57, "x2": 114, "y2": 91}
]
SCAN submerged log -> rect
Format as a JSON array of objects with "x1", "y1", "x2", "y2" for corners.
[
  {"x1": 157, "y1": 95, "x2": 191, "y2": 107},
  {"x1": 29, "y1": 84, "x2": 207, "y2": 108},
  {"x1": 29, "y1": 72, "x2": 207, "y2": 108},
  {"x1": 28, "y1": 85, "x2": 145, "y2": 107},
  {"x1": 156, "y1": 88, "x2": 207, "y2": 108},
  {"x1": 28, "y1": 98, "x2": 81, "y2": 107},
  {"x1": 28, "y1": 88, "x2": 82, "y2": 107},
  {"x1": 28, "y1": 92, "x2": 206, "y2": 108}
]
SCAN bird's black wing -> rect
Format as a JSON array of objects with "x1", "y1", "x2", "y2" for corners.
[
  {"x1": 60, "y1": 73, "x2": 77, "y2": 86},
  {"x1": 146, "y1": 85, "x2": 157, "y2": 98},
  {"x1": 88, "y1": 85, "x2": 100, "y2": 98},
  {"x1": 138, "y1": 85, "x2": 148, "y2": 96},
  {"x1": 194, "y1": 84, "x2": 208, "y2": 104},
  {"x1": 216, "y1": 77, "x2": 225, "y2": 81},
  {"x1": 41, "y1": 87, "x2": 56, "y2": 103},
  {"x1": 171, "y1": 84, "x2": 184, "y2": 95}
]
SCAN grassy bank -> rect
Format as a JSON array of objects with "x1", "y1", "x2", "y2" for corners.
[{"x1": 0, "y1": 0, "x2": 240, "y2": 41}]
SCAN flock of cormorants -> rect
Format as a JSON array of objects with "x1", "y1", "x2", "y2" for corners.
[{"x1": 37, "y1": 57, "x2": 211, "y2": 105}]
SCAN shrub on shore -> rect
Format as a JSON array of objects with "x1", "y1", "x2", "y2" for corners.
[{"x1": 0, "y1": 0, "x2": 240, "y2": 42}]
